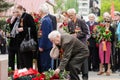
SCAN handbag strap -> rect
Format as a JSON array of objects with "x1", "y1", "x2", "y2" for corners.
[{"x1": 28, "y1": 27, "x2": 31, "y2": 39}]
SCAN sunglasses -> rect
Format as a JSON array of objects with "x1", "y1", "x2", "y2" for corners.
[{"x1": 105, "y1": 21, "x2": 111, "y2": 23}]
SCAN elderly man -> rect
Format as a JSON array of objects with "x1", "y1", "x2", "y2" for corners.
[
  {"x1": 67, "y1": 8, "x2": 89, "y2": 80},
  {"x1": 48, "y1": 31, "x2": 89, "y2": 80},
  {"x1": 86, "y1": 13, "x2": 99, "y2": 71},
  {"x1": 37, "y1": 4, "x2": 53, "y2": 73}
]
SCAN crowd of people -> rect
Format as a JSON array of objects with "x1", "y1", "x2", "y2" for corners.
[{"x1": 4, "y1": 4, "x2": 120, "y2": 80}]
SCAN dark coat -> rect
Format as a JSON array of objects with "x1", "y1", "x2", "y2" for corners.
[
  {"x1": 9, "y1": 13, "x2": 37, "y2": 50},
  {"x1": 38, "y1": 15, "x2": 53, "y2": 50},
  {"x1": 48, "y1": 14, "x2": 57, "y2": 30},
  {"x1": 68, "y1": 18, "x2": 89, "y2": 43},
  {"x1": 86, "y1": 21, "x2": 98, "y2": 47},
  {"x1": 58, "y1": 34, "x2": 89, "y2": 71}
]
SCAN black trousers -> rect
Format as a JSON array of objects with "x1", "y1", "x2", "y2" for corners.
[
  {"x1": 117, "y1": 48, "x2": 120, "y2": 69},
  {"x1": 8, "y1": 48, "x2": 20, "y2": 70},
  {"x1": 0, "y1": 45, "x2": 6, "y2": 54},
  {"x1": 88, "y1": 46, "x2": 99, "y2": 70},
  {"x1": 19, "y1": 51, "x2": 33, "y2": 69},
  {"x1": 37, "y1": 50, "x2": 51, "y2": 73},
  {"x1": 65, "y1": 63, "x2": 80, "y2": 80}
]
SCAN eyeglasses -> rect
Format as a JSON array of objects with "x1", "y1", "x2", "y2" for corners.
[{"x1": 105, "y1": 21, "x2": 111, "y2": 23}]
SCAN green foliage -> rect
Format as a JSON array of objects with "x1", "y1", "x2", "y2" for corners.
[
  {"x1": 0, "y1": 0, "x2": 13, "y2": 32},
  {"x1": 54, "y1": 0, "x2": 64, "y2": 13},
  {"x1": 99, "y1": 0, "x2": 120, "y2": 21},
  {"x1": 116, "y1": 41, "x2": 120, "y2": 48},
  {"x1": 0, "y1": 0, "x2": 13, "y2": 12},
  {"x1": 64, "y1": 0, "x2": 78, "y2": 12},
  {"x1": 54, "y1": 0, "x2": 78, "y2": 13}
]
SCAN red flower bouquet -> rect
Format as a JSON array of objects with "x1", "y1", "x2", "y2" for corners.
[
  {"x1": 59, "y1": 22, "x2": 69, "y2": 33},
  {"x1": 94, "y1": 23, "x2": 112, "y2": 43},
  {"x1": 32, "y1": 12, "x2": 41, "y2": 27}
]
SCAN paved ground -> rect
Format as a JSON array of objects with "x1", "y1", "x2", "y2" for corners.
[{"x1": 79, "y1": 71, "x2": 120, "y2": 80}]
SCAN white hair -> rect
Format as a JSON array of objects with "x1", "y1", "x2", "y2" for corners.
[
  {"x1": 103, "y1": 12, "x2": 110, "y2": 18},
  {"x1": 39, "y1": 4, "x2": 49, "y2": 14},
  {"x1": 88, "y1": 13, "x2": 96, "y2": 18},
  {"x1": 67, "y1": 8, "x2": 76, "y2": 14},
  {"x1": 48, "y1": 30, "x2": 61, "y2": 39}
]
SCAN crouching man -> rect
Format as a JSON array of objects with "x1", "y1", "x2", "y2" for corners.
[{"x1": 48, "y1": 31, "x2": 89, "y2": 80}]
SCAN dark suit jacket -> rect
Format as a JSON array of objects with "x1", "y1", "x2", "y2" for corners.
[
  {"x1": 38, "y1": 15, "x2": 53, "y2": 50},
  {"x1": 9, "y1": 13, "x2": 37, "y2": 50},
  {"x1": 86, "y1": 21, "x2": 98, "y2": 47},
  {"x1": 68, "y1": 18, "x2": 89, "y2": 43},
  {"x1": 48, "y1": 14, "x2": 57, "y2": 30},
  {"x1": 58, "y1": 34, "x2": 89, "y2": 71}
]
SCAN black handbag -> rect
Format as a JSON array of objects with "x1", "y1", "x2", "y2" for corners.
[{"x1": 20, "y1": 28, "x2": 37, "y2": 52}]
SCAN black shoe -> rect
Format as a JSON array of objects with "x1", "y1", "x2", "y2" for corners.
[
  {"x1": 82, "y1": 77, "x2": 88, "y2": 80},
  {"x1": 118, "y1": 69, "x2": 120, "y2": 72},
  {"x1": 93, "y1": 69, "x2": 99, "y2": 72},
  {"x1": 82, "y1": 74, "x2": 88, "y2": 80}
]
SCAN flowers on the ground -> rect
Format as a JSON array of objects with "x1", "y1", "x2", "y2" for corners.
[{"x1": 12, "y1": 68, "x2": 70, "y2": 80}]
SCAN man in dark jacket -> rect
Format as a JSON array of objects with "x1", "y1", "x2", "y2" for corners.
[
  {"x1": 48, "y1": 14, "x2": 57, "y2": 30},
  {"x1": 86, "y1": 13, "x2": 99, "y2": 71},
  {"x1": 37, "y1": 4, "x2": 53, "y2": 73},
  {"x1": 67, "y1": 8, "x2": 89, "y2": 80},
  {"x1": 48, "y1": 31, "x2": 89, "y2": 80}
]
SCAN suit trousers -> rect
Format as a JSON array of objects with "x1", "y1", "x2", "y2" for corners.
[
  {"x1": 65, "y1": 63, "x2": 80, "y2": 80},
  {"x1": 19, "y1": 51, "x2": 33, "y2": 69},
  {"x1": 37, "y1": 49, "x2": 51, "y2": 73},
  {"x1": 8, "y1": 48, "x2": 20, "y2": 70},
  {"x1": 81, "y1": 58, "x2": 89, "y2": 79}
]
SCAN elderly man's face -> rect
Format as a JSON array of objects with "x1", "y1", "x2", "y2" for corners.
[
  {"x1": 50, "y1": 36, "x2": 60, "y2": 45},
  {"x1": 114, "y1": 14, "x2": 120, "y2": 21},
  {"x1": 68, "y1": 13, "x2": 76, "y2": 21},
  {"x1": 89, "y1": 16, "x2": 95, "y2": 22}
]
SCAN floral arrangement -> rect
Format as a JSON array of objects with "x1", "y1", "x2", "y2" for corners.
[
  {"x1": 94, "y1": 23, "x2": 112, "y2": 43},
  {"x1": 31, "y1": 12, "x2": 41, "y2": 27},
  {"x1": 11, "y1": 68, "x2": 70, "y2": 80},
  {"x1": 59, "y1": 22, "x2": 69, "y2": 33}
]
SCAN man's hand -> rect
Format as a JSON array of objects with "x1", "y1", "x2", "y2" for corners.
[
  {"x1": 54, "y1": 68, "x2": 60, "y2": 74},
  {"x1": 39, "y1": 48, "x2": 43, "y2": 52},
  {"x1": 71, "y1": 33, "x2": 77, "y2": 38},
  {"x1": 17, "y1": 28, "x2": 23, "y2": 32}
]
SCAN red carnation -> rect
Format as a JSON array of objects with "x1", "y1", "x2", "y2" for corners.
[
  {"x1": 50, "y1": 74, "x2": 59, "y2": 80},
  {"x1": 34, "y1": 18, "x2": 39, "y2": 23},
  {"x1": 63, "y1": 22, "x2": 68, "y2": 27},
  {"x1": 6, "y1": 18, "x2": 11, "y2": 24},
  {"x1": 99, "y1": 23, "x2": 105, "y2": 27},
  {"x1": 106, "y1": 30, "x2": 109, "y2": 34}
]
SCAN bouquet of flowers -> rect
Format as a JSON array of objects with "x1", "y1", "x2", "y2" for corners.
[
  {"x1": 95, "y1": 23, "x2": 112, "y2": 43},
  {"x1": 31, "y1": 12, "x2": 41, "y2": 27},
  {"x1": 59, "y1": 22, "x2": 69, "y2": 33}
]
